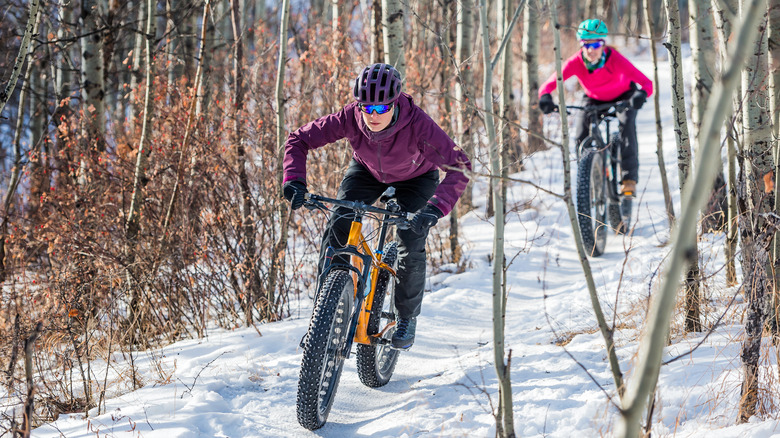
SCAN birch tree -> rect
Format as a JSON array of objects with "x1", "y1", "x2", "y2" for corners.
[
  {"x1": 712, "y1": 0, "x2": 740, "y2": 285},
  {"x1": 690, "y1": 0, "x2": 728, "y2": 232},
  {"x1": 769, "y1": 0, "x2": 780, "y2": 286},
  {"x1": 0, "y1": 1, "x2": 41, "y2": 283},
  {"x1": 478, "y1": 1, "x2": 527, "y2": 434},
  {"x1": 126, "y1": 0, "x2": 144, "y2": 133},
  {"x1": 0, "y1": 0, "x2": 41, "y2": 117},
  {"x1": 737, "y1": 0, "x2": 773, "y2": 421},
  {"x1": 643, "y1": 0, "x2": 675, "y2": 226},
  {"x1": 382, "y1": 0, "x2": 405, "y2": 74},
  {"x1": 273, "y1": 0, "x2": 292, "y2": 323},
  {"x1": 522, "y1": 0, "x2": 543, "y2": 153},
  {"x1": 371, "y1": 0, "x2": 384, "y2": 62},
  {"x1": 455, "y1": 0, "x2": 475, "y2": 211},
  {"x1": 80, "y1": 0, "x2": 106, "y2": 150},
  {"x1": 548, "y1": 0, "x2": 625, "y2": 406},
  {"x1": 665, "y1": 0, "x2": 702, "y2": 333},
  {"x1": 616, "y1": 3, "x2": 767, "y2": 435},
  {"x1": 125, "y1": 0, "x2": 157, "y2": 344},
  {"x1": 498, "y1": 0, "x2": 516, "y2": 182},
  {"x1": 228, "y1": 0, "x2": 259, "y2": 325}
]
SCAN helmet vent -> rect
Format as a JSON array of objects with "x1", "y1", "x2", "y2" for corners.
[{"x1": 352, "y1": 63, "x2": 403, "y2": 105}]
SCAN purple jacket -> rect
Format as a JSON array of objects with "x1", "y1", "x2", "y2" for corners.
[{"x1": 283, "y1": 93, "x2": 471, "y2": 216}]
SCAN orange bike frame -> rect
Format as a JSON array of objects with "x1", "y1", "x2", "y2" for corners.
[{"x1": 345, "y1": 221, "x2": 397, "y2": 345}]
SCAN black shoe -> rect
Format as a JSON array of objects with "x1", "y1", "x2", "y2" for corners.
[{"x1": 392, "y1": 317, "x2": 417, "y2": 350}]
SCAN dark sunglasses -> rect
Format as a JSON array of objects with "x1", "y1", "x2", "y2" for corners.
[
  {"x1": 580, "y1": 40, "x2": 605, "y2": 50},
  {"x1": 358, "y1": 103, "x2": 394, "y2": 115}
]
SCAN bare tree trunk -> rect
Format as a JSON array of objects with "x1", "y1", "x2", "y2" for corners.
[
  {"x1": 548, "y1": 0, "x2": 625, "y2": 405},
  {"x1": 689, "y1": 0, "x2": 717, "y2": 171},
  {"x1": 665, "y1": 0, "x2": 702, "y2": 333},
  {"x1": 479, "y1": 0, "x2": 526, "y2": 433},
  {"x1": 272, "y1": 0, "x2": 292, "y2": 322},
  {"x1": 80, "y1": 0, "x2": 106, "y2": 150},
  {"x1": 438, "y1": 0, "x2": 462, "y2": 266},
  {"x1": 523, "y1": 0, "x2": 543, "y2": 153},
  {"x1": 382, "y1": 0, "x2": 405, "y2": 74},
  {"x1": 584, "y1": 0, "x2": 599, "y2": 19},
  {"x1": 55, "y1": 2, "x2": 74, "y2": 107},
  {"x1": 499, "y1": 0, "x2": 516, "y2": 184},
  {"x1": 616, "y1": 3, "x2": 767, "y2": 435},
  {"x1": 0, "y1": 3, "x2": 41, "y2": 283},
  {"x1": 768, "y1": 0, "x2": 780, "y2": 364},
  {"x1": 126, "y1": 0, "x2": 157, "y2": 243},
  {"x1": 643, "y1": 0, "x2": 675, "y2": 227},
  {"x1": 712, "y1": 0, "x2": 741, "y2": 286},
  {"x1": 229, "y1": 0, "x2": 257, "y2": 325},
  {"x1": 0, "y1": 0, "x2": 41, "y2": 116},
  {"x1": 690, "y1": 0, "x2": 727, "y2": 233},
  {"x1": 616, "y1": 0, "x2": 763, "y2": 438},
  {"x1": 456, "y1": 0, "x2": 475, "y2": 212},
  {"x1": 28, "y1": 42, "x2": 48, "y2": 220},
  {"x1": 20, "y1": 322, "x2": 42, "y2": 437},
  {"x1": 371, "y1": 0, "x2": 384, "y2": 62},
  {"x1": 125, "y1": 0, "x2": 158, "y2": 344},
  {"x1": 738, "y1": 0, "x2": 773, "y2": 422}
]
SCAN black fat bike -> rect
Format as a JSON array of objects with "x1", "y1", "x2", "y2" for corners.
[
  {"x1": 566, "y1": 101, "x2": 633, "y2": 257},
  {"x1": 296, "y1": 188, "x2": 414, "y2": 430}
]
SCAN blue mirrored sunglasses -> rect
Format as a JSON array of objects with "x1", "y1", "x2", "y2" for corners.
[
  {"x1": 358, "y1": 103, "x2": 393, "y2": 115},
  {"x1": 580, "y1": 40, "x2": 605, "y2": 50}
]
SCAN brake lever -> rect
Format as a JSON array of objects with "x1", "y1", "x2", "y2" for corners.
[{"x1": 304, "y1": 199, "x2": 326, "y2": 211}]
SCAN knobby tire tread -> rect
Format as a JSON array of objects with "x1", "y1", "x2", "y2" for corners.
[
  {"x1": 296, "y1": 270, "x2": 353, "y2": 430},
  {"x1": 576, "y1": 146, "x2": 607, "y2": 257}
]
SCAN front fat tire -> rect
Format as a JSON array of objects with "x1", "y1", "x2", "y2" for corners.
[
  {"x1": 576, "y1": 147, "x2": 608, "y2": 257},
  {"x1": 296, "y1": 270, "x2": 354, "y2": 430},
  {"x1": 356, "y1": 242, "x2": 401, "y2": 388}
]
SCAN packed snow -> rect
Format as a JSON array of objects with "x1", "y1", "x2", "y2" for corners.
[{"x1": 31, "y1": 49, "x2": 780, "y2": 437}]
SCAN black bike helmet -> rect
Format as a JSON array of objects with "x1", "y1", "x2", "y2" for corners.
[{"x1": 352, "y1": 63, "x2": 403, "y2": 105}]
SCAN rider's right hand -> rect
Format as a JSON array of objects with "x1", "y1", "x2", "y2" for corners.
[
  {"x1": 539, "y1": 93, "x2": 557, "y2": 115},
  {"x1": 283, "y1": 180, "x2": 308, "y2": 210}
]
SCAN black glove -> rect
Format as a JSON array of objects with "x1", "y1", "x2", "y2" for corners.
[
  {"x1": 283, "y1": 180, "x2": 307, "y2": 210},
  {"x1": 629, "y1": 89, "x2": 647, "y2": 110},
  {"x1": 539, "y1": 93, "x2": 557, "y2": 115},
  {"x1": 411, "y1": 204, "x2": 444, "y2": 235}
]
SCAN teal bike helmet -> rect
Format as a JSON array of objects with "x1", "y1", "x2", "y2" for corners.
[{"x1": 577, "y1": 19, "x2": 608, "y2": 40}]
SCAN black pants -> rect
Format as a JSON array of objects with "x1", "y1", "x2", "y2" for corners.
[
  {"x1": 573, "y1": 89, "x2": 639, "y2": 182},
  {"x1": 318, "y1": 160, "x2": 439, "y2": 319}
]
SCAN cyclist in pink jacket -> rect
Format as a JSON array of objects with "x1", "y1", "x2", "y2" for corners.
[
  {"x1": 538, "y1": 19, "x2": 653, "y2": 196},
  {"x1": 282, "y1": 63, "x2": 471, "y2": 350}
]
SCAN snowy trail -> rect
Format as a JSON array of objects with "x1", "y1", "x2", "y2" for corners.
[{"x1": 32, "y1": 57, "x2": 780, "y2": 438}]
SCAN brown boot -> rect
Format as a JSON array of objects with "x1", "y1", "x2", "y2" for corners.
[{"x1": 620, "y1": 179, "x2": 637, "y2": 197}]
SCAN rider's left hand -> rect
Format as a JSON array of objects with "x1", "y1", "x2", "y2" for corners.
[
  {"x1": 630, "y1": 89, "x2": 647, "y2": 110},
  {"x1": 411, "y1": 204, "x2": 443, "y2": 235}
]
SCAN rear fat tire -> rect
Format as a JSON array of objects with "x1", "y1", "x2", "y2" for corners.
[
  {"x1": 576, "y1": 147, "x2": 608, "y2": 257},
  {"x1": 607, "y1": 136, "x2": 632, "y2": 234},
  {"x1": 356, "y1": 242, "x2": 401, "y2": 388},
  {"x1": 608, "y1": 198, "x2": 632, "y2": 234},
  {"x1": 296, "y1": 270, "x2": 354, "y2": 430}
]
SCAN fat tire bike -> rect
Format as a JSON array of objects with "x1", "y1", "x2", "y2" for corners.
[
  {"x1": 295, "y1": 188, "x2": 414, "y2": 430},
  {"x1": 565, "y1": 100, "x2": 633, "y2": 257}
]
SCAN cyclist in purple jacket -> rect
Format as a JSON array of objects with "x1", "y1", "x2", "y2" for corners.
[{"x1": 282, "y1": 63, "x2": 471, "y2": 350}]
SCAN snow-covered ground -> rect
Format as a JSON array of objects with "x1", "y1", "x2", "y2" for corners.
[{"x1": 32, "y1": 50, "x2": 780, "y2": 437}]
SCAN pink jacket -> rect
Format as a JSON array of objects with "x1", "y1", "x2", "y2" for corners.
[{"x1": 538, "y1": 47, "x2": 653, "y2": 101}]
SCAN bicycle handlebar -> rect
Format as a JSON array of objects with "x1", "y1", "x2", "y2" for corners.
[
  {"x1": 304, "y1": 193, "x2": 416, "y2": 223},
  {"x1": 561, "y1": 100, "x2": 630, "y2": 117}
]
